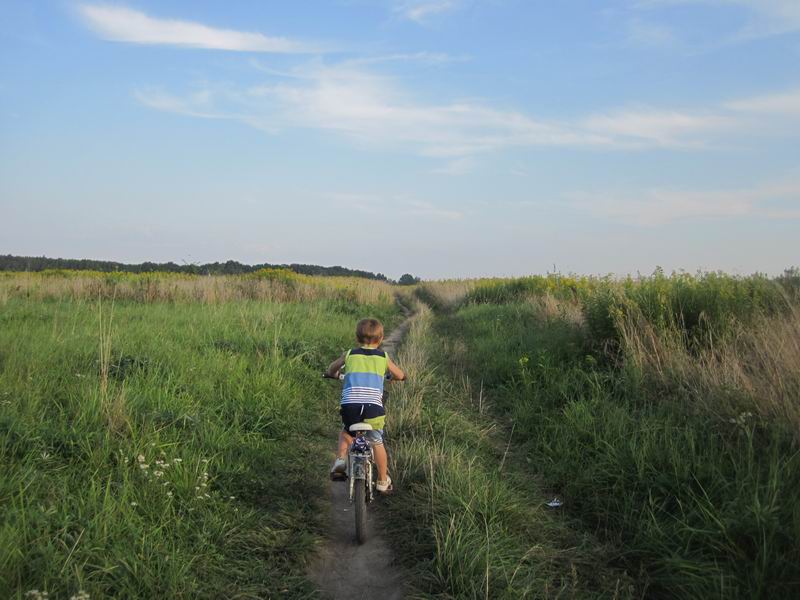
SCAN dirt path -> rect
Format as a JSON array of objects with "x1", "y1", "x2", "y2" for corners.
[{"x1": 307, "y1": 299, "x2": 413, "y2": 600}]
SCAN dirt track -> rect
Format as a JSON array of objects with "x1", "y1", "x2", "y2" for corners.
[{"x1": 307, "y1": 300, "x2": 413, "y2": 600}]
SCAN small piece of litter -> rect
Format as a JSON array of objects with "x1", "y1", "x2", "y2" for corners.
[{"x1": 546, "y1": 497, "x2": 563, "y2": 508}]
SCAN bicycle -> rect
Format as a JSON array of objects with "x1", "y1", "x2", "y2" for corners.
[{"x1": 323, "y1": 371, "x2": 400, "y2": 544}]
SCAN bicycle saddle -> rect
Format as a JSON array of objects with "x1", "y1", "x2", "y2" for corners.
[{"x1": 349, "y1": 422, "x2": 373, "y2": 432}]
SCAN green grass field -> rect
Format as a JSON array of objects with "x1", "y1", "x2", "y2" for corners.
[
  {"x1": 2, "y1": 269, "x2": 799, "y2": 599},
  {"x1": 0, "y1": 272, "x2": 399, "y2": 598}
]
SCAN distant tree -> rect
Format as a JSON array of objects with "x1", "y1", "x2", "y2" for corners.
[
  {"x1": 0, "y1": 254, "x2": 389, "y2": 281},
  {"x1": 398, "y1": 273, "x2": 420, "y2": 285}
]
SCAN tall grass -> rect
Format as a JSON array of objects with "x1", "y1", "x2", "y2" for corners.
[
  {"x1": 381, "y1": 300, "x2": 633, "y2": 598},
  {"x1": 0, "y1": 286, "x2": 400, "y2": 598},
  {"x1": 619, "y1": 303, "x2": 800, "y2": 433},
  {"x1": 437, "y1": 274, "x2": 800, "y2": 599},
  {"x1": 0, "y1": 269, "x2": 395, "y2": 306}
]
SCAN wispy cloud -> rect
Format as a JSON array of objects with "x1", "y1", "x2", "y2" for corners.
[
  {"x1": 575, "y1": 179, "x2": 800, "y2": 225},
  {"x1": 133, "y1": 53, "x2": 799, "y2": 161},
  {"x1": 724, "y1": 87, "x2": 800, "y2": 115},
  {"x1": 326, "y1": 192, "x2": 464, "y2": 220},
  {"x1": 135, "y1": 62, "x2": 615, "y2": 158},
  {"x1": 635, "y1": 0, "x2": 800, "y2": 40},
  {"x1": 582, "y1": 108, "x2": 733, "y2": 148},
  {"x1": 626, "y1": 17, "x2": 679, "y2": 47},
  {"x1": 78, "y1": 4, "x2": 322, "y2": 53},
  {"x1": 395, "y1": 0, "x2": 462, "y2": 24}
]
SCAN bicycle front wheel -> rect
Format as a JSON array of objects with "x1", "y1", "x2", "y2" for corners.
[{"x1": 354, "y1": 480, "x2": 368, "y2": 544}]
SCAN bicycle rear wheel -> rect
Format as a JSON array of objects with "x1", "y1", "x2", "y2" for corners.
[{"x1": 354, "y1": 480, "x2": 368, "y2": 544}]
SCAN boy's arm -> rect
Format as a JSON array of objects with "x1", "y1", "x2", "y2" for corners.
[
  {"x1": 325, "y1": 353, "x2": 346, "y2": 378},
  {"x1": 387, "y1": 357, "x2": 406, "y2": 381}
]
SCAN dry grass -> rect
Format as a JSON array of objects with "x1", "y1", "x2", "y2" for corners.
[
  {"x1": 0, "y1": 271, "x2": 394, "y2": 305},
  {"x1": 416, "y1": 280, "x2": 478, "y2": 310},
  {"x1": 620, "y1": 303, "x2": 800, "y2": 433},
  {"x1": 525, "y1": 293, "x2": 585, "y2": 329}
]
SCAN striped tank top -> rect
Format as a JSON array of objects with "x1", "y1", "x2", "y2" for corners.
[{"x1": 341, "y1": 347, "x2": 388, "y2": 407}]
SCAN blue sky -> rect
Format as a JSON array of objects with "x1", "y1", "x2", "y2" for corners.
[{"x1": 1, "y1": 0, "x2": 798, "y2": 279}]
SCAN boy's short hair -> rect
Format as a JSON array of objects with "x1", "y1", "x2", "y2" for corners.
[{"x1": 356, "y1": 318, "x2": 384, "y2": 344}]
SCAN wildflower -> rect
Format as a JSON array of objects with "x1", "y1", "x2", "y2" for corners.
[
  {"x1": 172, "y1": 458, "x2": 182, "y2": 463},
  {"x1": 130, "y1": 501, "x2": 138, "y2": 506},
  {"x1": 166, "y1": 491, "x2": 173, "y2": 497},
  {"x1": 229, "y1": 496, "x2": 236, "y2": 500},
  {"x1": 139, "y1": 464, "x2": 149, "y2": 470},
  {"x1": 154, "y1": 471, "x2": 163, "y2": 477},
  {"x1": 201, "y1": 458, "x2": 209, "y2": 463},
  {"x1": 70, "y1": 591, "x2": 90, "y2": 600},
  {"x1": 137, "y1": 455, "x2": 145, "y2": 463}
]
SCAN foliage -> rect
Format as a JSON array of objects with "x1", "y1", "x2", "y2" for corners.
[
  {"x1": 0, "y1": 253, "x2": 389, "y2": 281},
  {"x1": 0, "y1": 291, "x2": 400, "y2": 597},
  {"x1": 397, "y1": 273, "x2": 420, "y2": 286},
  {"x1": 381, "y1": 305, "x2": 633, "y2": 598},
  {"x1": 437, "y1": 279, "x2": 800, "y2": 599}
]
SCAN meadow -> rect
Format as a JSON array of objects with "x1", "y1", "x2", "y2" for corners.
[
  {"x1": 414, "y1": 270, "x2": 800, "y2": 598},
  {"x1": 2, "y1": 268, "x2": 799, "y2": 599},
  {"x1": 0, "y1": 270, "x2": 399, "y2": 598}
]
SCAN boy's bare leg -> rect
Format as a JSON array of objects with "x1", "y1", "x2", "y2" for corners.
[
  {"x1": 337, "y1": 431, "x2": 352, "y2": 458},
  {"x1": 373, "y1": 443, "x2": 389, "y2": 482}
]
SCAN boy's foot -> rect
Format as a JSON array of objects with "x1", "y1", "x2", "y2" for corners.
[
  {"x1": 330, "y1": 457, "x2": 347, "y2": 481},
  {"x1": 376, "y1": 476, "x2": 392, "y2": 494}
]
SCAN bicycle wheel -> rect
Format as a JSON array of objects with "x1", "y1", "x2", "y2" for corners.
[{"x1": 354, "y1": 480, "x2": 368, "y2": 544}]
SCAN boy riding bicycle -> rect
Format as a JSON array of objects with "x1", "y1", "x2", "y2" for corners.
[{"x1": 325, "y1": 318, "x2": 405, "y2": 493}]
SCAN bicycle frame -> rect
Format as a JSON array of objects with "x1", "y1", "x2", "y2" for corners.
[{"x1": 347, "y1": 431, "x2": 374, "y2": 503}]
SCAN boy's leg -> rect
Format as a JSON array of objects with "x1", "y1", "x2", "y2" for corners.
[
  {"x1": 337, "y1": 430, "x2": 352, "y2": 458},
  {"x1": 373, "y1": 442, "x2": 388, "y2": 482}
]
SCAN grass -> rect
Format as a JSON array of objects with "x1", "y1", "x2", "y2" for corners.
[
  {"x1": 380, "y1": 299, "x2": 634, "y2": 599},
  {"x1": 4, "y1": 268, "x2": 799, "y2": 598},
  {"x1": 0, "y1": 273, "x2": 400, "y2": 598},
  {"x1": 426, "y1": 272, "x2": 800, "y2": 599}
]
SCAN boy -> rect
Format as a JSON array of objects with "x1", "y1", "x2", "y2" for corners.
[{"x1": 325, "y1": 318, "x2": 405, "y2": 493}]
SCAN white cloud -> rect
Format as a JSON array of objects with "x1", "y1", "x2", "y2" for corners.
[
  {"x1": 725, "y1": 88, "x2": 800, "y2": 115},
  {"x1": 636, "y1": 0, "x2": 800, "y2": 39},
  {"x1": 133, "y1": 54, "x2": 800, "y2": 160},
  {"x1": 326, "y1": 192, "x2": 464, "y2": 220},
  {"x1": 626, "y1": 18, "x2": 679, "y2": 47},
  {"x1": 135, "y1": 62, "x2": 615, "y2": 158},
  {"x1": 431, "y1": 157, "x2": 476, "y2": 175},
  {"x1": 576, "y1": 179, "x2": 800, "y2": 225},
  {"x1": 582, "y1": 108, "x2": 733, "y2": 148},
  {"x1": 78, "y1": 4, "x2": 321, "y2": 53},
  {"x1": 395, "y1": 1, "x2": 462, "y2": 24}
]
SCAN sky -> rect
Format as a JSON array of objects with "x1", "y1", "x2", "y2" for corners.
[{"x1": 1, "y1": 1, "x2": 798, "y2": 279}]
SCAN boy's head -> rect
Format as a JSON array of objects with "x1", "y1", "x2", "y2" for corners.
[{"x1": 356, "y1": 318, "x2": 384, "y2": 345}]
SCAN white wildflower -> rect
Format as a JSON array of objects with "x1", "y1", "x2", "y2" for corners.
[
  {"x1": 166, "y1": 491, "x2": 173, "y2": 497},
  {"x1": 137, "y1": 455, "x2": 145, "y2": 463}
]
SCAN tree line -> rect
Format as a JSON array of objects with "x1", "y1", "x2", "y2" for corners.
[{"x1": 0, "y1": 254, "x2": 390, "y2": 281}]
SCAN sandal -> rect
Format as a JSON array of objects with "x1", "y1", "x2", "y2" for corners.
[{"x1": 376, "y1": 476, "x2": 393, "y2": 494}]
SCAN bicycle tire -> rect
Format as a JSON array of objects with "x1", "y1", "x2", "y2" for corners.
[{"x1": 354, "y1": 480, "x2": 368, "y2": 544}]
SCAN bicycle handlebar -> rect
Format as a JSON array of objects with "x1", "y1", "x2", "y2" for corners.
[{"x1": 321, "y1": 372, "x2": 407, "y2": 382}]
